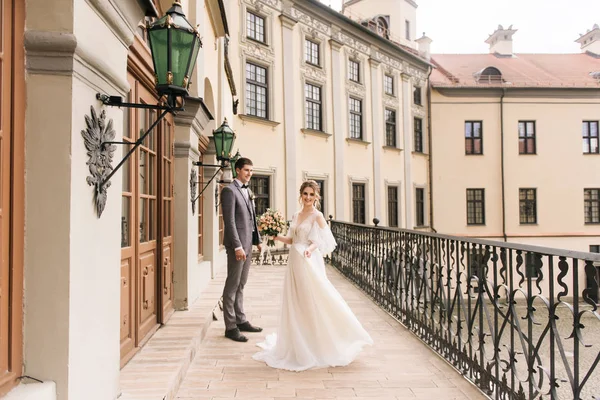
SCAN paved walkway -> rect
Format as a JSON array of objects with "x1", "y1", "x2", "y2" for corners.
[{"x1": 174, "y1": 264, "x2": 487, "y2": 400}]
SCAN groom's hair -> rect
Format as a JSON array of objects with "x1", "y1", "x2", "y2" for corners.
[{"x1": 235, "y1": 157, "x2": 253, "y2": 171}]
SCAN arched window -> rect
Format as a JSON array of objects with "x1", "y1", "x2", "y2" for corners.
[{"x1": 475, "y1": 66, "x2": 503, "y2": 83}]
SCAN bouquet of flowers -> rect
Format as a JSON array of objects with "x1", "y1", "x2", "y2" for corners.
[{"x1": 258, "y1": 208, "x2": 287, "y2": 247}]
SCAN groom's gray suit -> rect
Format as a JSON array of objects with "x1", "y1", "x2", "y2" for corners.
[{"x1": 221, "y1": 179, "x2": 260, "y2": 331}]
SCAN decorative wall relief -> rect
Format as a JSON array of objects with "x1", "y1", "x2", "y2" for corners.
[
  {"x1": 81, "y1": 106, "x2": 116, "y2": 218},
  {"x1": 190, "y1": 168, "x2": 198, "y2": 215}
]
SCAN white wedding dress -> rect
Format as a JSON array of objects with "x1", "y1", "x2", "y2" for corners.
[{"x1": 252, "y1": 210, "x2": 373, "y2": 371}]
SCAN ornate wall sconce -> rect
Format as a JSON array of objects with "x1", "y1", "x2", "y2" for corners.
[
  {"x1": 83, "y1": 1, "x2": 202, "y2": 217},
  {"x1": 190, "y1": 118, "x2": 240, "y2": 215}
]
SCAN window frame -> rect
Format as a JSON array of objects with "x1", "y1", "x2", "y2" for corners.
[
  {"x1": 466, "y1": 188, "x2": 486, "y2": 225},
  {"x1": 415, "y1": 187, "x2": 425, "y2": 227},
  {"x1": 249, "y1": 174, "x2": 271, "y2": 217},
  {"x1": 414, "y1": 117, "x2": 423, "y2": 153},
  {"x1": 384, "y1": 74, "x2": 394, "y2": 96},
  {"x1": 304, "y1": 38, "x2": 320, "y2": 66},
  {"x1": 413, "y1": 86, "x2": 422, "y2": 105},
  {"x1": 583, "y1": 121, "x2": 599, "y2": 154},
  {"x1": 245, "y1": 61, "x2": 269, "y2": 119},
  {"x1": 385, "y1": 108, "x2": 397, "y2": 148},
  {"x1": 349, "y1": 97, "x2": 363, "y2": 140},
  {"x1": 387, "y1": 185, "x2": 399, "y2": 227},
  {"x1": 519, "y1": 188, "x2": 537, "y2": 225},
  {"x1": 352, "y1": 182, "x2": 367, "y2": 224},
  {"x1": 246, "y1": 10, "x2": 266, "y2": 44},
  {"x1": 348, "y1": 59, "x2": 360, "y2": 83},
  {"x1": 584, "y1": 188, "x2": 600, "y2": 224},
  {"x1": 518, "y1": 121, "x2": 537, "y2": 155},
  {"x1": 465, "y1": 121, "x2": 483, "y2": 155},
  {"x1": 305, "y1": 82, "x2": 323, "y2": 131}
]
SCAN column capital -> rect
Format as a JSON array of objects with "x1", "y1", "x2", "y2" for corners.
[
  {"x1": 279, "y1": 13, "x2": 298, "y2": 30},
  {"x1": 369, "y1": 58, "x2": 381, "y2": 68},
  {"x1": 329, "y1": 38, "x2": 344, "y2": 52},
  {"x1": 401, "y1": 72, "x2": 412, "y2": 82}
]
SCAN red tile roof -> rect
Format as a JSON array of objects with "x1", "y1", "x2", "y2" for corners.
[{"x1": 431, "y1": 53, "x2": 600, "y2": 88}]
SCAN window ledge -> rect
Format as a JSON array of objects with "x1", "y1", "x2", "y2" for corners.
[
  {"x1": 413, "y1": 103, "x2": 423, "y2": 107},
  {"x1": 519, "y1": 223, "x2": 539, "y2": 226},
  {"x1": 246, "y1": 37, "x2": 269, "y2": 48},
  {"x1": 346, "y1": 138, "x2": 371, "y2": 146},
  {"x1": 467, "y1": 224, "x2": 486, "y2": 227},
  {"x1": 238, "y1": 114, "x2": 281, "y2": 128},
  {"x1": 412, "y1": 151, "x2": 429, "y2": 157},
  {"x1": 585, "y1": 222, "x2": 600, "y2": 225},
  {"x1": 302, "y1": 128, "x2": 331, "y2": 139},
  {"x1": 413, "y1": 225, "x2": 430, "y2": 230},
  {"x1": 383, "y1": 146, "x2": 402, "y2": 153},
  {"x1": 583, "y1": 153, "x2": 600, "y2": 155}
]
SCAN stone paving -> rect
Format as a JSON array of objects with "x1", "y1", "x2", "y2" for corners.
[{"x1": 173, "y1": 263, "x2": 488, "y2": 400}]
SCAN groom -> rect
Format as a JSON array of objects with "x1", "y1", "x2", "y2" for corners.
[{"x1": 221, "y1": 157, "x2": 263, "y2": 342}]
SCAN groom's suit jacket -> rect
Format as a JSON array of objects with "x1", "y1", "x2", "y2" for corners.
[{"x1": 221, "y1": 180, "x2": 261, "y2": 250}]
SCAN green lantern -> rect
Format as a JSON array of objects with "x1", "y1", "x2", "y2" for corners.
[
  {"x1": 230, "y1": 150, "x2": 241, "y2": 178},
  {"x1": 213, "y1": 118, "x2": 236, "y2": 162},
  {"x1": 147, "y1": 1, "x2": 202, "y2": 97}
]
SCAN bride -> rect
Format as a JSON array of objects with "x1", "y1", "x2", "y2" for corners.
[{"x1": 252, "y1": 180, "x2": 373, "y2": 371}]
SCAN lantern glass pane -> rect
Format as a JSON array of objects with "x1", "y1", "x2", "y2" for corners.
[
  {"x1": 149, "y1": 28, "x2": 169, "y2": 85},
  {"x1": 170, "y1": 29, "x2": 195, "y2": 87}
]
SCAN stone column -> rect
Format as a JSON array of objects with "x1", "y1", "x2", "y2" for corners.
[
  {"x1": 172, "y1": 98, "x2": 212, "y2": 310},
  {"x1": 23, "y1": 1, "x2": 147, "y2": 399},
  {"x1": 369, "y1": 57, "x2": 383, "y2": 222},
  {"x1": 330, "y1": 37, "x2": 346, "y2": 220},
  {"x1": 280, "y1": 13, "x2": 298, "y2": 220},
  {"x1": 401, "y1": 73, "x2": 414, "y2": 229}
]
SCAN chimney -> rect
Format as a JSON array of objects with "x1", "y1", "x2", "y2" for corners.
[
  {"x1": 416, "y1": 33, "x2": 432, "y2": 60},
  {"x1": 485, "y1": 25, "x2": 517, "y2": 56},
  {"x1": 576, "y1": 24, "x2": 600, "y2": 56}
]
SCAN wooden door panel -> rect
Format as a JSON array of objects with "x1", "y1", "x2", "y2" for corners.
[
  {"x1": 138, "y1": 250, "x2": 156, "y2": 340},
  {"x1": 120, "y1": 257, "x2": 135, "y2": 363},
  {"x1": 161, "y1": 245, "x2": 172, "y2": 313},
  {"x1": 159, "y1": 116, "x2": 174, "y2": 322}
]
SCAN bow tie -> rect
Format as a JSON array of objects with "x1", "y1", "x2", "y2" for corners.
[{"x1": 241, "y1": 184, "x2": 248, "y2": 189}]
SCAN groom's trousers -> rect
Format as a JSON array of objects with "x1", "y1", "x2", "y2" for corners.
[{"x1": 222, "y1": 244, "x2": 252, "y2": 331}]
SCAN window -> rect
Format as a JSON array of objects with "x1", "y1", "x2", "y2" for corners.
[
  {"x1": 405, "y1": 19, "x2": 411, "y2": 40},
  {"x1": 249, "y1": 175, "x2": 270, "y2": 216},
  {"x1": 349, "y1": 97, "x2": 363, "y2": 140},
  {"x1": 246, "y1": 11, "x2": 265, "y2": 43},
  {"x1": 465, "y1": 121, "x2": 483, "y2": 155},
  {"x1": 305, "y1": 83, "x2": 322, "y2": 131},
  {"x1": 584, "y1": 188, "x2": 600, "y2": 224},
  {"x1": 385, "y1": 109, "x2": 396, "y2": 147},
  {"x1": 413, "y1": 86, "x2": 422, "y2": 105},
  {"x1": 415, "y1": 188, "x2": 425, "y2": 226},
  {"x1": 305, "y1": 39, "x2": 320, "y2": 66},
  {"x1": 466, "y1": 189, "x2": 485, "y2": 225},
  {"x1": 245, "y1": 62, "x2": 268, "y2": 118},
  {"x1": 314, "y1": 179, "x2": 326, "y2": 216},
  {"x1": 384, "y1": 75, "x2": 394, "y2": 95},
  {"x1": 388, "y1": 186, "x2": 399, "y2": 227},
  {"x1": 583, "y1": 121, "x2": 599, "y2": 154},
  {"x1": 414, "y1": 117, "x2": 423, "y2": 153},
  {"x1": 352, "y1": 183, "x2": 366, "y2": 224},
  {"x1": 518, "y1": 121, "x2": 536, "y2": 154},
  {"x1": 590, "y1": 245, "x2": 600, "y2": 253},
  {"x1": 348, "y1": 59, "x2": 360, "y2": 82},
  {"x1": 519, "y1": 188, "x2": 537, "y2": 224}
]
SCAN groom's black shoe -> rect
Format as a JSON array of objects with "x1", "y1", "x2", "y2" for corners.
[
  {"x1": 224, "y1": 328, "x2": 248, "y2": 342},
  {"x1": 237, "y1": 321, "x2": 263, "y2": 333}
]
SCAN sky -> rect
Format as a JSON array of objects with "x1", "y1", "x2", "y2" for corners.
[{"x1": 322, "y1": 0, "x2": 600, "y2": 54}]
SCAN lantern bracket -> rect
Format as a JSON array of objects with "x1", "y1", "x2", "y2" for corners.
[
  {"x1": 94, "y1": 92, "x2": 184, "y2": 194},
  {"x1": 190, "y1": 161, "x2": 228, "y2": 213}
]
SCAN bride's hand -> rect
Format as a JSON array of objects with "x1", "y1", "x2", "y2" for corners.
[{"x1": 304, "y1": 249, "x2": 312, "y2": 258}]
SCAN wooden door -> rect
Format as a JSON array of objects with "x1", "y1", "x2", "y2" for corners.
[
  {"x1": 159, "y1": 116, "x2": 174, "y2": 322},
  {"x1": 0, "y1": 0, "x2": 24, "y2": 394},
  {"x1": 136, "y1": 83, "x2": 160, "y2": 343},
  {"x1": 120, "y1": 72, "x2": 175, "y2": 365}
]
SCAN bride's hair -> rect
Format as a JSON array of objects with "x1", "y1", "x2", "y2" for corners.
[{"x1": 299, "y1": 180, "x2": 321, "y2": 210}]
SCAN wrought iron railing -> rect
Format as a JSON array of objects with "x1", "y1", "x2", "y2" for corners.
[{"x1": 328, "y1": 219, "x2": 600, "y2": 400}]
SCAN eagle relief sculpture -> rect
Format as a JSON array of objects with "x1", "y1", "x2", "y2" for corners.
[{"x1": 81, "y1": 106, "x2": 116, "y2": 218}]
